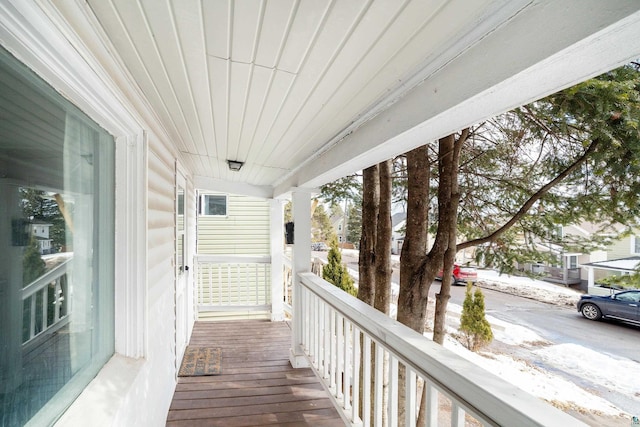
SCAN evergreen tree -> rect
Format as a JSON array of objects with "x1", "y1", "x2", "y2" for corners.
[
  {"x1": 312, "y1": 204, "x2": 335, "y2": 242},
  {"x1": 322, "y1": 236, "x2": 357, "y2": 296},
  {"x1": 23, "y1": 236, "x2": 46, "y2": 286},
  {"x1": 459, "y1": 284, "x2": 493, "y2": 351},
  {"x1": 346, "y1": 200, "x2": 362, "y2": 247}
]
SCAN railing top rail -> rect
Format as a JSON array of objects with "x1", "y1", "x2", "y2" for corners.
[
  {"x1": 195, "y1": 254, "x2": 271, "y2": 264},
  {"x1": 22, "y1": 258, "x2": 71, "y2": 300},
  {"x1": 298, "y1": 272, "x2": 586, "y2": 427}
]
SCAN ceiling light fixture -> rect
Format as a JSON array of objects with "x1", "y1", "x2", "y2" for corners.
[{"x1": 227, "y1": 159, "x2": 244, "y2": 172}]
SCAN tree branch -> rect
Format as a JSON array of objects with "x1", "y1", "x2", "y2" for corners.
[{"x1": 457, "y1": 138, "x2": 600, "y2": 251}]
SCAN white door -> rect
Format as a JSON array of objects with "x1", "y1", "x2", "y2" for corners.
[{"x1": 175, "y1": 168, "x2": 188, "y2": 372}]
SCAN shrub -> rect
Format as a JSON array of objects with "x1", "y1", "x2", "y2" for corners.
[
  {"x1": 459, "y1": 284, "x2": 493, "y2": 351},
  {"x1": 322, "y1": 236, "x2": 357, "y2": 296}
]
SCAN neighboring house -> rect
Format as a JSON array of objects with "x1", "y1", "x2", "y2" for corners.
[
  {"x1": 29, "y1": 221, "x2": 53, "y2": 254},
  {"x1": 606, "y1": 230, "x2": 640, "y2": 260},
  {"x1": 0, "y1": 3, "x2": 636, "y2": 427},
  {"x1": 518, "y1": 223, "x2": 592, "y2": 287},
  {"x1": 330, "y1": 214, "x2": 347, "y2": 244},
  {"x1": 515, "y1": 222, "x2": 627, "y2": 289},
  {"x1": 391, "y1": 212, "x2": 406, "y2": 255},
  {"x1": 583, "y1": 256, "x2": 640, "y2": 295},
  {"x1": 581, "y1": 229, "x2": 640, "y2": 292}
]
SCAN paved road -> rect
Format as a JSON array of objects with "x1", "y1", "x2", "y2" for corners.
[
  {"x1": 333, "y1": 248, "x2": 640, "y2": 361},
  {"x1": 432, "y1": 282, "x2": 640, "y2": 362}
]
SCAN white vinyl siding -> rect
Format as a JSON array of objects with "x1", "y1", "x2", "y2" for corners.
[
  {"x1": 197, "y1": 194, "x2": 270, "y2": 255},
  {"x1": 146, "y1": 143, "x2": 183, "y2": 421},
  {"x1": 608, "y1": 236, "x2": 634, "y2": 259}
]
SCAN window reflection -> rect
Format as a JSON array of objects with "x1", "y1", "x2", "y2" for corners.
[{"x1": 0, "y1": 47, "x2": 115, "y2": 426}]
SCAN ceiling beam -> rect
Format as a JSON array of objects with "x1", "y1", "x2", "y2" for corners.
[
  {"x1": 194, "y1": 175, "x2": 273, "y2": 199},
  {"x1": 274, "y1": 1, "x2": 640, "y2": 197}
]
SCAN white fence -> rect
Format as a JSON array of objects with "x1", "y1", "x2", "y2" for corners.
[
  {"x1": 195, "y1": 254, "x2": 272, "y2": 312},
  {"x1": 21, "y1": 259, "x2": 70, "y2": 347},
  {"x1": 296, "y1": 272, "x2": 585, "y2": 427}
]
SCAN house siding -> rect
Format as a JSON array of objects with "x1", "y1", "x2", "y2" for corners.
[
  {"x1": 197, "y1": 194, "x2": 270, "y2": 255},
  {"x1": 607, "y1": 235, "x2": 634, "y2": 260},
  {"x1": 143, "y1": 143, "x2": 180, "y2": 426}
]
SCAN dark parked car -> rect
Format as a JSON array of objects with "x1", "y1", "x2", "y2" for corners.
[
  {"x1": 436, "y1": 264, "x2": 478, "y2": 285},
  {"x1": 577, "y1": 290, "x2": 640, "y2": 324}
]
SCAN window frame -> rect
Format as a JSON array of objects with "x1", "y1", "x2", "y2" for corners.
[
  {"x1": 1, "y1": 1, "x2": 149, "y2": 424},
  {"x1": 199, "y1": 193, "x2": 228, "y2": 217},
  {"x1": 632, "y1": 235, "x2": 640, "y2": 255}
]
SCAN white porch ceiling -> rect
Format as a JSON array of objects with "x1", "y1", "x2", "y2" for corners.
[{"x1": 78, "y1": 0, "x2": 640, "y2": 197}]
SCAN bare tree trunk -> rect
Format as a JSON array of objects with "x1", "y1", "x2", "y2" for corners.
[
  {"x1": 433, "y1": 131, "x2": 466, "y2": 345},
  {"x1": 397, "y1": 146, "x2": 431, "y2": 331},
  {"x1": 374, "y1": 160, "x2": 392, "y2": 427},
  {"x1": 358, "y1": 165, "x2": 379, "y2": 306},
  {"x1": 397, "y1": 146, "x2": 430, "y2": 426},
  {"x1": 374, "y1": 159, "x2": 392, "y2": 313},
  {"x1": 396, "y1": 131, "x2": 467, "y2": 425},
  {"x1": 357, "y1": 164, "x2": 379, "y2": 420}
]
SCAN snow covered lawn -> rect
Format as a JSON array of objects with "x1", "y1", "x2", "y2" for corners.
[{"x1": 438, "y1": 269, "x2": 639, "y2": 424}]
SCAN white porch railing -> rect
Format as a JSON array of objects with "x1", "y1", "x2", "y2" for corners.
[
  {"x1": 195, "y1": 254, "x2": 271, "y2": 312},
  {"x1": 296, "y1": 272, "x2": 585, "y2": 427},
  {"x1": 21, "y1": 259, "x2": 71, "y2": 347},
  {"x1": 283, "y1": 254, "x2": 293, "y2": 316}
]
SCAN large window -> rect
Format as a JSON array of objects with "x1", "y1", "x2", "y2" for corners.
[{"x1": 0, "y1": 47, "x2": 115, "y2": 426}]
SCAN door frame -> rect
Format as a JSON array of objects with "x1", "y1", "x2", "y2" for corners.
[{"x1": 175, "y1": 164, "x2": 188, "y2": 374}]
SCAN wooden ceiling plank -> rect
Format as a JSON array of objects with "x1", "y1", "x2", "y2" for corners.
[
  {"x1": 140, "y1": 0, "x2": 205, "y2": 155},
  {"x1": 208, "y1": 56, "x2": 229, "y2": 164},
  {"x1": 258, "y1": 0, "x2": 375, "y2": 167},
  {"x1": 170, "y1": 0, "x2": 216, "y2": 157},
  {"x1": 268, "y1": 0, "x2": 498, "y2": 169},
  {"x1": 235, "y1": 65, "x2": 273, "y2": 164},
  {"x1": 230, "y1": 0, "x2": 263, "y2": 64},
  {"x1": 227, "y1": 61, "x2": 252, "y2": 162},
  {"x1": 243, "y1": 69, "x2": 295, "y2": 183},
  {"x1": 254, "y1": 0, "x2": 297, "y2": 69},
  {"x1": 89, "y1": 0, "x2": 192, "y2": 153},
  {"x1": 202, "y1": 0, "x2": 230, "y2": 59},
  {"x1": 277, "y1": 1, "x2": 333, "y2": 74}
]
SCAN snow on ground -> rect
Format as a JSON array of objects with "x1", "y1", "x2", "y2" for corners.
[
  {"x1": 440, "y1": 270, "x2": 639, "y2": 419},
  {"x1": 534, "y1": 343, "x2": 640, "y2": 398},
  {"x1": 477, "y1": 269, "x2": 582, "y2": 307},
  {"x1": 330, "y1": 250, "x2": 638, "y2": 420},
  {"x1": 443, "y1": 336, "x2": 627, "y2": 417}
]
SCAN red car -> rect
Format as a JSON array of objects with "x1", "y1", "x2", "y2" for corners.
[{"x1": 436, "y1": 264, "x2": 478, "y2": 285}]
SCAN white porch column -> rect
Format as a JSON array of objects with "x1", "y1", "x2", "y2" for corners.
[
  {"x1": 270, "y1": 198, "x2": 285, "y2": 322},
  {"x1": 290, "y1": 189, "x2": 311, "y2": 368},
  {"x1": 587, "y1": 267, "x2": 595, "y2": 289}
]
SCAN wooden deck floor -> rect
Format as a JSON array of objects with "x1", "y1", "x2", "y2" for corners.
[{"x1": 166, "y1": 320, "x2": 346, "y2": 426}]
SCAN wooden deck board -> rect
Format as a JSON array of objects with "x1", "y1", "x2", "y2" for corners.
[{"x1": 166, "y1": 320, "x2": 345, "y2": 426}]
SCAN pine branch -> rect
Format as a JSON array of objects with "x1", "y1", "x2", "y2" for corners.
[{"x1": 457, "y1": 138, "x2": 600, "y2": 251}]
